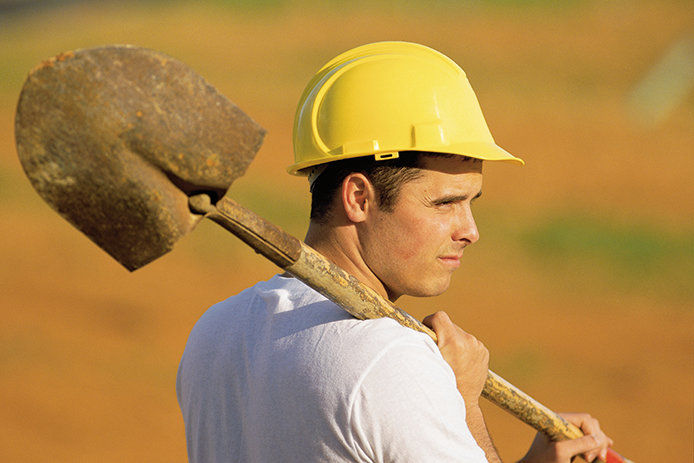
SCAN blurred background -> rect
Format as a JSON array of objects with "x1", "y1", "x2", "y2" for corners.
[{"x1": 1, "y1": 0, "x2": 692, "y2": 461}]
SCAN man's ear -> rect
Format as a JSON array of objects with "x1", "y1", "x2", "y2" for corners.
[{"x1": 341, "y1": 173, "x2": 376, "y2": 223}]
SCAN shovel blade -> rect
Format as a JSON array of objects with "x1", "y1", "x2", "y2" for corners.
[{"x1": 15, "y1": 45, "x2": 265, "y2": 270}]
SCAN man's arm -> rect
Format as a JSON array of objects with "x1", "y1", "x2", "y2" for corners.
[
  {"x1": 518, "y1": 413, "x2": 613, "y2": 463},
  {"x1": 466, "y1": 404, "x2": 503, "y2": 463},
  {"x1": 348, "y1": 331, "x2": 490, "y2": 462},
  {"x1": 423, "y1": 311, "x2": 502, "y2": 463},
  {"x1": 423, "y1": 311, "x2": 614, "y2": 463}
]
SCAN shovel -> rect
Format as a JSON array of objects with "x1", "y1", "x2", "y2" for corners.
[{"x1": 15, "y1": 45, "x2": 631, "y2": 463}]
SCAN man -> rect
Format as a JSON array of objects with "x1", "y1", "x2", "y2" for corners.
[{"x1": 177, "y1": 41, "x2": 613, "y2": 462}]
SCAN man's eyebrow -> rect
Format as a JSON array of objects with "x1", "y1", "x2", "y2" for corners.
[{"x1": 432, "y1": 190, "x2": 483, "y2": 204}]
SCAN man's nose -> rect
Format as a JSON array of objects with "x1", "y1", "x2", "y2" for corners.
[{"x1": 452, "y1": 206, "x2": 479, "y2": 244}]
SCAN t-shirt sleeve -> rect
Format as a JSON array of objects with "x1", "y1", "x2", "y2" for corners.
[{"x1": 347, "y1": 337, "x2": 489, "y2": 463}]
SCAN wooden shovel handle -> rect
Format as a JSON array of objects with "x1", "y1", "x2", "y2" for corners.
[{"x1": 201, "y1": 195, "x2": 632, "y2": 463}]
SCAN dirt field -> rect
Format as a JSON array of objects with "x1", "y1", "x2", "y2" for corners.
[{"x1": 1, "y1": 1, "x2": 692, "y2": 461}]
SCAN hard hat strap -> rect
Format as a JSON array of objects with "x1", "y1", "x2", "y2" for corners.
[{"x1": 308, "y1": 164, "x2": 328, "y2": 192}]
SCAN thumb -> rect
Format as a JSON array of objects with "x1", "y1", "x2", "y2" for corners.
[{"x1": 422, "y1": 311, "x2": 454, "y2": 340}]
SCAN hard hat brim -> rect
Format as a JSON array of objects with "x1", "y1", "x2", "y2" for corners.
[{"x1": 287, "y1": 142, "x2": 524, "y2": 176}]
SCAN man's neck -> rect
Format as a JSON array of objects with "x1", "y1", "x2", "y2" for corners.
[{"x1": 304, "y1": 220, "x2": 393, "y2": 301}]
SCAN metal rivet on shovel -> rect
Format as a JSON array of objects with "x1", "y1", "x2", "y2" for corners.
[{"x1": 15, "y1": 46, "x2": 633, "y2": 463}]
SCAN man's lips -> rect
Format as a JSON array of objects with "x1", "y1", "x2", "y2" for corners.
[{"x1": 438, "y1": 254, "x2": 462, "y2": 268}]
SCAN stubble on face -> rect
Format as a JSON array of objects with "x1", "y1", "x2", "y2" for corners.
[{"x1": 360, "y1": 156, "x2": 483, "y2": 301}]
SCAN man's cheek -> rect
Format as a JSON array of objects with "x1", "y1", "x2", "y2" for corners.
[{"x1": 384, "y1": 238, "x2": 418, "y2": 261}]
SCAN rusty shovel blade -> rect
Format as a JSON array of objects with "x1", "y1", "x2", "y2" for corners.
[{"x1": 15, "y1": 45, "x2": 265, "y2": 270}]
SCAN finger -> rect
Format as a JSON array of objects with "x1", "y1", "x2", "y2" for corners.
[
  {"x1": 422, "y1": 311, "x2": 452, "y2": 330},
  {"x1": 584, "y1": 432, "x2": 607, "y2": 461},
  {"x1": 590, "y1": 431, "x2": 615, "y2": 463},
  {"x1": 555, "y1": 434, "x2": 602, "y2": 461},
  {"x1": 422, "y1": 311, "x2": 455, "y2": 342},
  {"x1": 559, "y1": 413, "x2": 613, "y2": 462},
  {"x1": 559, "y1": 413, "x2": 600, "y2": 434}
]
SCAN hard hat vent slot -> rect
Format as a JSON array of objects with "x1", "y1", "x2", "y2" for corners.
[{"x1": 375, "y1": 152, "x2": 399, "y2": 161}]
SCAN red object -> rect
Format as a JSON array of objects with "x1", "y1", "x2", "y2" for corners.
[{"x1": 605, "y1": 448, "x2": 626, "y2": 463}]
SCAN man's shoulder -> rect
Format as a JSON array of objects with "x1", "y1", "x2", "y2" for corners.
[
  {"x1": 217, "y1": 273, "x2": 329, "y2": 311},
  {"x1": 185, "y1": 273, "x2": 443, "y2": 376}
]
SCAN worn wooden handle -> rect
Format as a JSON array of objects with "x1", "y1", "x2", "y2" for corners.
[{"x1": 201, "y1": 196, "x2": 632, "y2": 463}]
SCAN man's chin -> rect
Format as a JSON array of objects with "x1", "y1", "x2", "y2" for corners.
[{"x1": 403, "y1": 279, "x2": 452, "y2": 299}]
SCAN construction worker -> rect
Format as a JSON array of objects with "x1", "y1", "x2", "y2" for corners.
[{"x1": 177, "y1": 41, "x2": 613, "y2": 462}]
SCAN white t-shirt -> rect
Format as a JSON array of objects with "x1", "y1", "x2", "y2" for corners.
[{"x1": 177, "y1": 274, "x2": 488, "y2": 462}]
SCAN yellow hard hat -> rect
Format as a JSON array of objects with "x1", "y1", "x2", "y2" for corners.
[{"x1": 288, "y1": 41, "x2": 523, "y2": 176}]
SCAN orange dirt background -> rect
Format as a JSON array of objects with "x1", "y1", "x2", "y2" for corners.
[{"x1": 1, "y1": 2, "x2": 692, "y2": 462}]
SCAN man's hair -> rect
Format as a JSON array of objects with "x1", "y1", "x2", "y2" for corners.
[{"x1": 309, "y1": 151, "x2": 465, "y2": 223}]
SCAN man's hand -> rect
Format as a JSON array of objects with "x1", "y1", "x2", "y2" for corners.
[
  {"x1": 518, "y1": 413, "x2": 614, "y2": 463},
  {"x1": 422, "y1": 311, "x2": 489, "y2": 406},
  {"x1": 423, "y1": 311, "x2": 503, "y2": 463}
]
